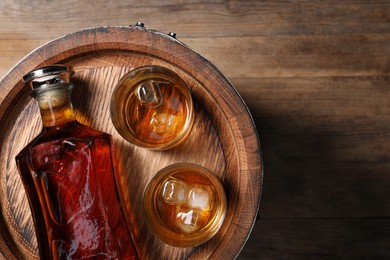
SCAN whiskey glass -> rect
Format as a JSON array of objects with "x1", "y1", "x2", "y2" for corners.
[
  {"x1": 142, "y1": 163, "x2": 227, "y2": 247},
  {"x1": 110, "y1": 66, "x2": 194, "y2": 150}
]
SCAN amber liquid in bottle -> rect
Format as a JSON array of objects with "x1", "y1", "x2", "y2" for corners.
[{"x1": 16, "y1": 69, "x2": 138, "y2": 259}]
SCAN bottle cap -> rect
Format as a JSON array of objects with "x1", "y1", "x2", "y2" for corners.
[{"x1": 23, "y1": 64, "x2": 74, "y2": 90}]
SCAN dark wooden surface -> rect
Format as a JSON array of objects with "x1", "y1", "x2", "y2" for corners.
[{"x1": 1, "y1": 1, "x2": 390, "y2": 259}]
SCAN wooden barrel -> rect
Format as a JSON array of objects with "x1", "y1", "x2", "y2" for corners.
[{"x1": 0, "y1": 25, "x2": 262, "y2": 259}]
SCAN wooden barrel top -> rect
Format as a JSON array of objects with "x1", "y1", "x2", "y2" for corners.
[{"x1": 0, "y1": 25, "x2": 262, "y2": 259}]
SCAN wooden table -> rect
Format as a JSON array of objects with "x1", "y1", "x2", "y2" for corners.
[{"x1": 1, "y1": 1, "x2": 389, "y2": 259}]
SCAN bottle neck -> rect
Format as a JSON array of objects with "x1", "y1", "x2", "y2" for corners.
[{"x1": 34, "y1": 86, "x2": 76, "y2": 128}]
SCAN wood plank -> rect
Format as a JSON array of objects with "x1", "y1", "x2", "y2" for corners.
[
  {"x1": 233, "y1": 76, "x2": 390, "y2": 123},
  {"x1": 239, "y1": 218, "x2": 390, "y2": 259},
  {"x1": 0, "y1": 1, "x2": 388, "y2": 39},
  {"x1": 1, "y1": 32, "x2": 390, "y2": 80},
  {"x1": 185, "y1": 34, "x2": 390, "y2": 78}
]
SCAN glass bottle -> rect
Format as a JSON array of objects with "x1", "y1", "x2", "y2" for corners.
[{"x1": 16, "y1": 65, "x2": 139, "y2": 260}]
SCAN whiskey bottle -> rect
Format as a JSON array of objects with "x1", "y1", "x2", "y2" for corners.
[{"x1": 16, "y1": 65, "x2": 138, "y2": 259}]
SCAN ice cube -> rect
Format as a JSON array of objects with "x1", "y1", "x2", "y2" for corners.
[
  {"x1": 187, "y1": 185, "x2": 214, "y2": 211},
  {"x1": 161, "y1": 179, "x2": 187, "y2": 205},
  {"x1": 150, "y1": 112, "x2": 178, "y2": 135},
  {"x1": 175, "y1": 207, "x2": 200, "y2": 233},
  {"x1": 136, "y1": 80, "x2": 162, "y2": 106}
]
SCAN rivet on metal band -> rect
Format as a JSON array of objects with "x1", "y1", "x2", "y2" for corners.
[
  {"x1": 134, "y1": 22, "x2": 145, "y2": 27},
  {"x1": 167, "y1": 32, "x2": 176, "y2": 39}
]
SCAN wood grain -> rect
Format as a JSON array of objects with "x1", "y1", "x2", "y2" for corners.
[
  {"x1": 0, "y1": 27, "x2": 261, "y2": 259},
  {"x1": 1, "y1": 1, "x2": 390, "y2": 259},
  {"x1": 1, "y1": 1, "x2": 390, "y2": 78}
]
